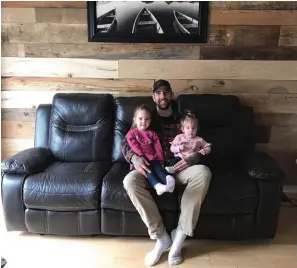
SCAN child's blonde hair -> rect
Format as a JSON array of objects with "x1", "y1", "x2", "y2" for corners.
[
  {"x1": 180, "y1": 110, "x2": 199, "y2": 128},
  {"x1": 132, "y1": 104, "x2": 152, "y2": 128}
]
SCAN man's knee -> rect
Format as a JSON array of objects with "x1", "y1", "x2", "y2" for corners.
[
  {"x1": 192, "y1": 165, "x2": 212, "y2": 184},
  {"x1": 123, "y1": 170, "x2": 145, "y2": 191}
]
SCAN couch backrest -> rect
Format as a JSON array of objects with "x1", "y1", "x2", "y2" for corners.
[
  {"x1": 48, "y1": 93, "x2": 114, "y2": 162},
  {"x1": 177, "y1": 94, "x2": 254, "y2": 164}
]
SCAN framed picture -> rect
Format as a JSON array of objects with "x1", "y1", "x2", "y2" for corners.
[{"x1": 87, "y1": 1, "x2": 209, "y2": 43}]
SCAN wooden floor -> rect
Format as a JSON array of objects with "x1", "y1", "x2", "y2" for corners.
[{"x1": 1, "y1": 204, "x2": 297, "y2": 268}]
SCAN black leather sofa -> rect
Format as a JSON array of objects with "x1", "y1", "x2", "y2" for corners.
[{"x1": 1, "y1": 93, "x2": 284, "y2": 240}]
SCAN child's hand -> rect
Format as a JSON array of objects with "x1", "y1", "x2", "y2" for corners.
[
  {"x1": 179, "y1": 144, "x2": 184, "y2": 151},
  {"x1": 198, "y1": 149, "x2": 206, "y2": 155}
]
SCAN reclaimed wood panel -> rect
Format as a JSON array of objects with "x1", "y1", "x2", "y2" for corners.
[
  {"x1": 269, "y1": 126, "x2": 297, "y2": 149},
  {"x1": 22, "y1": 43, "x2": 200, "y2": 59},
  {"x1": 279, "y1": 26, "x2": 297, "y2": 46},
  {"x1": 208, "y1": 25, "x2": 280, "y2": 46},
  {"x1": 2, "y1": 23, "x2": 281, "y2": 46},
  {"x1": 1, "y1": 138, "x2": 34, "y2": 160},
  {"x1": 1, "y1": 57, "x2": 118, "y2": 78},
  {"x1": 1, "y1": 43, "x2": 25, "y2": 57},
  {"x1": 1, "y1": 1, "x2": 86, "y2": 8},
  {"x1": 1, "y1": 8, "x2": 35, "y2": 23},
  {"x1": 1, "y1": 108, "x2": 36, "y2": 121},
  {"x1": 35, "y1": 8, "x2": 86, "y2": 24},
  {"x1": 237, "y1": 94, "x2": 297, "y2": 114},
  {"x1": 255, "y1": 113, "x2": 297, "y2": 126},
  {"x1": 1, "y1": 121, "x2": 35, "y2": 138},
  {"x1": 200, "y1": 46, "x2": 297, "y2": 60},
  {"x1": 211, "y1": 10, "x2": 297, "y2": 25},
  {"x1": 1, "y1": 23, "x2": 88, "y2": 44},
  {"x1": 119, "y1": 60, "x2": 297, "y2": 80},
  {"x1": 210, "y1": 1, "x2": 297, "y2": 10},
  {"x1": 167, "y1": 80, "x2": 297, "y2": 94},
  {"x1": 3, "y1": 78, "x2": 297, "y2": 94},
  {"x1": 1, "y1": 78, "x2": 154, "y2": 92}
]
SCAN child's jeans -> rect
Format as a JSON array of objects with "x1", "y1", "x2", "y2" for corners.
[{"x1": 146, "y1": 161, "x2": 167, "y2": 187}]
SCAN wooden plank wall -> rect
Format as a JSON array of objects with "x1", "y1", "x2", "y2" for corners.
[{"x1": 1, "y1": 1, "x2": 297, "y2": 184}]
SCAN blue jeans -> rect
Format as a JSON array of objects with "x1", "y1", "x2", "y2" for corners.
[{"x1": 146, "y1": 161, "x2": 167, "y2": 187}]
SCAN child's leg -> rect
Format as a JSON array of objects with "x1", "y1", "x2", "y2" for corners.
[
  {"x1": 165, "y1": 157, "x2": 182, "y2": 174},
  {"x1": 152, "y1": 161, "x2": 175, "y2": 194}
]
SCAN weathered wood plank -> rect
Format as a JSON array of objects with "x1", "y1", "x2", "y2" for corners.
[
  {"x1": 279, "y1": 26, "x2": 297, "y2": 46},
  {"x1": 211, "y1": 10, "x2": 297, "y2": 25},
  {"x1": 4, "y1": 78, "x2": 297, "y2": 94},
  {"x1": 2, "y1": 23, "x2": 281, "y2": 46},
  {"x1": 1, "y1": 121, "x2": 35, "y2": 138},
  {"x1": 236, "y1": 94, "x2": 297, "y2": 114},
  {"x1": 1, "y1": 91, "x2": 118, "y2": 108},
  {"x1": 208, "y1": 25, "x2": 280, "y2": 46},
  {"x1": 269, "y1": 126, "x2": 297, "y2": 149},
  {"x1": 200, "y1": 46, "x2": 297, "y2": 60},
  {"x1": 1, "y1": 57, "x2": 118, "y2": 78},
  {"x1": 1, "y1": 1, "x2": 86, "y2": 8},
  {"x1": 1, "y1": 77, "x2": 154, "y2": 92},
  {"x1": 168, "y1": 80, "x2": 297, "y2": 94},
  {"x1": 1, "y1": 108, "x2": 36, "y2": 121},
  {"x1": 119, "y1": 60, "x2": 297, "y2": 80},
  {"x1": 255, "y1": 113, "x2": 297, "y2": 127},
  {"x1": 1, "y1": 138, "x2": 34, "y2": 159},
  {"x1": 35, "y1": 8, "x2": 86, "y2": 24},
  {"x1": 1, "y1": 8, "x2": 35, "y2": 23},
  {"x1": 1, "y1": 43, "x2": 25, "y2": 57},
  {"x1": 210, "y1": 1, "x2": 297, "y2": 10},
  {"x1": 1, "y1": 23, "x2": 88, "y2": 44},
  {"x1": 23, "y1": 43, "x2": 200, "y2": 59}
]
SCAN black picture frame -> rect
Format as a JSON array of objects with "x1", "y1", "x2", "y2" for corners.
[{"x1": 87, "y1": 1, "x2": 209, "y2": 43}]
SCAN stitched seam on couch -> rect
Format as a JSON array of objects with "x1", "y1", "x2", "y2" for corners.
[{"x1": 23, "y1": 189, "x2": 99, "y2": 195}]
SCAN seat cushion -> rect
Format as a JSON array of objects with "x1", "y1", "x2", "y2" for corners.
[
  {"x1": 101, "y1": 162, "x2": 179, "y2": 212},
  {"x1": 197, "y1": 168, "x2": 258, "y2": 215},
  {"x1": 23, "y1": 161, "x2": 111, "y2": 211}
]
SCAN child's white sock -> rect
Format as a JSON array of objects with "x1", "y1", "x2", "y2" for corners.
[
  {"x1": 155, "y1": 183, "x2": 167, "y2": 196},
  {"x1": 145, "y1": 232, "x2": 172, "y2": 266},
  {"x1": 165, "y1": 166, "x2": 176, "y2": 174},
  {"x1": 168, "y1": 229, "x2": 186, "y2": 265},
  {"x1": 166, "y1": 175, "x2": 175, "y2": 193}
]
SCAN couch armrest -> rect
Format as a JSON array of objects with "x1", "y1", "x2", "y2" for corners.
[
  {"x1": 1, "y1": 147, "x2": 54, "y2": 174},
  {"x1": 243, "y1": 151, "x2": 285, "y2": 181}
]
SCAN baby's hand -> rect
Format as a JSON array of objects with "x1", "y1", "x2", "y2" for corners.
[
  {"x1": 198, "y1": 149, "x2": 206, "y2": 155},
  {"x1": 179, "y1": 144, "x2": 184, "y2": 151}
]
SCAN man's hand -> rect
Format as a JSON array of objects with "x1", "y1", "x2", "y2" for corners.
[
  {"x1": 131, "y1": 155, "x2": 151, "y2": 178},
  {"x1": 174, "y1": 158, "x2": 189, "y2": 172}
]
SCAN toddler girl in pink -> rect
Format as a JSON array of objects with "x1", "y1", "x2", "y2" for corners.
[
  {"x1": 126, "y1": 105, "x2": 175, "y2": 195},
  {"x1": 165, "y1": 110, "x2": 211, "y2": 174}
]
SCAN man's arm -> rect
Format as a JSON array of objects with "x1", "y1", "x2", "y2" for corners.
[{"x1": 121, "y1": 134, "x2": 151, "y2": 177}]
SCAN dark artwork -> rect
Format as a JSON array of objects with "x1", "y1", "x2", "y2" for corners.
[{"x1": 87, "y1": 1, "x2": 209, "y2": 43}]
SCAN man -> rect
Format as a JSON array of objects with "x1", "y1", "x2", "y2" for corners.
[{"x1": 121, "y1": 80, "x2": 211, "y2": 266}]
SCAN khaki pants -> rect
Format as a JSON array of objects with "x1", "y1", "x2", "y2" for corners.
[{"x1": 123, "y1": 165, "x2": 211, "y2": 239}]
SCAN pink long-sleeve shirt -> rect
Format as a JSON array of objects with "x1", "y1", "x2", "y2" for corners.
[
  {"x1": 170, "y1": 134, "x2": 211, "y2": 159},
  {"x1": 126, "y1": 128, "x2": 164, "y2": 163}
]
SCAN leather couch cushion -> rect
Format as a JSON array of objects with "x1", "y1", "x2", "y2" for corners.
[
  {"x1": 49, "y1": 93, "x2": 114, "y2": 162},
  {"x1": 193, "y1": 168, "x2": 258, "y2": 215},
  {"x1": 112, "y1": 97, "x2": 155, "y2": 162},
  {"x1": 177, "y1": 94, "x2": 239, "y2": 127},
  {"x1": 101, "y1": 162, "x2": 179, "y2": 212},
  {"x1": 23, "y1": 161, "x2": 111, "y2": 211}
]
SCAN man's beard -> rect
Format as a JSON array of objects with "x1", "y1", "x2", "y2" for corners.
[{"x1": 157, "y1": 101, "x2": 171, "y2": 110}]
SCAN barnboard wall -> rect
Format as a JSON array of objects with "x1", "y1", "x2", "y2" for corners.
[{"x1": 1, "y1": 1, "x2": 297, "y2": 185}]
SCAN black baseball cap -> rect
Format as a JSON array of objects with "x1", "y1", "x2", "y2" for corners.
[{"x1": 152, "y1": 79, "x2": 172, "y2": 93}]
